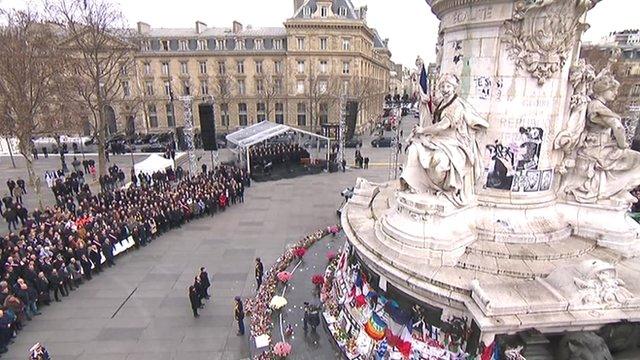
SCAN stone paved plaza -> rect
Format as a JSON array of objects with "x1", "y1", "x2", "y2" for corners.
[{"x1": 0, "y1": 118, "x2": 412, "y2": 360}]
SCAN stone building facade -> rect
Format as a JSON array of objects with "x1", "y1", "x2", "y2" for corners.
[{"x1": 113, "y1": 0, "x2": 391, "y2": 136}]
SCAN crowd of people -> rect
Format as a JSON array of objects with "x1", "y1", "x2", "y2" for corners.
[
  {"x1": 0, "y1": 164, "x2": 250, "y2": 354},
  {"x1": 248, "y1": 143, "x2": 309, "y2": 174}
]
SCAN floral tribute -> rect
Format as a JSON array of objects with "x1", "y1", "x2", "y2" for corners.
[
  {"x1": 273, "y1": 341, "x2": 292, "y2": 357},
  {"x1": 276, "y1": 271, "x2": 292, "y2": 283},
  {"x1": 246, "y1": 225, "x2": 341, "y2": 359},
  {"x1": 311, "y1": 274, "x2": 325, "y2": 286}
]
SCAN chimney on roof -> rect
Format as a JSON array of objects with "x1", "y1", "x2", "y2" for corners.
[
  {"x1": 137, "y1": 21, "x2": 150, "y2": 35},
  {"x1": 195, "y1": 21, "x2": 207, "y2": 34},
  {"x1": 294, "y1": 0, "x2": 305, "y2": 14},
  {"x1": 359, "y1": 6, "x2": 367, "y2": 21},
  {"x1": 232, "y1": 21, "x2": 243, "y2": 33}
]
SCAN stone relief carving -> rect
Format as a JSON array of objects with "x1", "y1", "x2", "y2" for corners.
[
  {"x1": 504, "y1": 346, "x2": 526, "y2": 360},
  {"x1": 573, "y1": 260, "x2": 633, "y2": 306},
  {"x1": 502, "y1": 0, "x2": 600, "y2": 85},
  {"x1": 400, "y1": 74, "x2": 489, "y2": 207},
  {"x1": 559, "y1": 50, "x2": 640, "y2": 206}
]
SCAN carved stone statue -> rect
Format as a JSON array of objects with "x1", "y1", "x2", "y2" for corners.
[
  {"x1": 555, "y1": 332, "x2": 613, "y2": 360},
  {"x1": 400, "y1": 74, "x2": 489, "y2": 207},
  {"x1": 563, "y1": 65, "x2": 640, "y2": 206},
  {"x1": 573, "y1": 260, "x2": 633, "y2": 306}
]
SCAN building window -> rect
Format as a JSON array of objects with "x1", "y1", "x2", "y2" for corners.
[
  {"x1": 238, "y1": 103, "x2": 248, "y2": 126},
  {"x1": 297, "y1": 102, "x2": 306, "y2": 126},
  {"x1": 632, "y1": 83, "x2": 640, "y2": 96},
  {"x1": 339, "y1": 7, "x2": 347, "y2": 16},
  {"x1": 161, "y1": 40, "x2": 170, "y2": 51},
  {"x1": 161, "y1": 62, "x2": 169, "y2": 75},
  {"x1": 256, "y1": 79, "x2": 264, "y2": 93},
  {"x1": 275, "y1": 102, "x2": 284, "y2": 124},
  {"x1": 164, "y1": 81, "x2": 171, "y2": 96},
  {"x1": 199, "y1": 61, "x2": 207, "y2": 74},
  {"x1": 122, "y1": 81, "x2": 130, "y2": 97},
  {"x1": 179, "y1": 40, "x2": 188, "y2": 51},
  {"x1": 320, "y1": 60, "x2": 328, "y2": 73},
  {"x1": 238, "y1": 79, "x2": 245, "y2": 95},
  {"x1": 319, "y1": 102, "x2": 329, "y2": 124},
  {"x1": 120, "y1": 64, "x2": 128, "y2": 76},
  {"x1": 255, "y1": 60, "x2": 263, "y2": 74},
  {"x1": 274, "y1": 78, "x2": 283, "y2": 94},
  {"x1": 235, "y1": 39, "x2": 245, "y2": 50},
  {"x1": 297, "y1": 37, "x2": 305, "y2": 50},
  {"x1": 319, "y1": 80, "x2": 327, "y2": 94},
  {"x1": 182, "y1": 81, "x2": 191, "y2": 96},
  {"x1": 343, "y1": 80, "x2": 349, "y2": 94},
  {"x1": 321, "y1": 6, "x2": 328, "y2": 17},
  {"x1": 145, "y1": 81, "x2": 154, "y2": 96},
  {"x1": 342, "y1": 61, "x2": 350, "y2": 75},
  {"x1": 320, "y1": 37, "x2": 328, "y2": 50},
  {"x1": 141, "y1": 40, "x2": 151, "y2": 51},
  {"x1": 220, "y1": 103, "x2": 230, "y2": 126},
  {"x1": 275, "y1": 60, "x2": 283, "y2": 74},
  {"x1": 143, "y1": 62, "x2": 151, "y2": 75},
  {"x1": 218, "y1": 61, "x2": 226, "y2": 75},
  {"x1": 197, "y1": 39, "x2": 208, "y2": 50},
  {"x1": 180, "y1": 61, "x2": 188, "y2": 75},
  {"x1": 200, "y1": 81, "x2": 209, "y2": 95},
  {"x1": 297, "y1": 60, "x2": 305, "y2": 73},
  {"x1": 257, "y1": 102, "x2": 266, "y2": 121},
  {"x1": 237, "y1": 61, "x2": 244, "y2": 74},
  {"x1": 297, "y1": 80, "x2": 305, "y2": 94},
  {"x1": 255, "y1": 39, "x2": 264, "y2": 50},
  {"x1": 273, "y1": 39, "x2": 283, "y2": 50},
  {"x1": 148, "y1": 104, "x2": 158, "y2": 127},
  {"x1": 342, "y1": 38, "x2": 351, "y2": 51},
  {"x1": 166, "y1": 103, "x2": 175, "y2": 127},
  {"x1": 303, "y1": 6, "x2": 311, "y2": 18},
  {"x1": 215, "y1": 39, "x2": 227, "y2": 50}
]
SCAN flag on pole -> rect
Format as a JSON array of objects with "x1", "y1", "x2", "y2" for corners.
[{"x1": 418, "y1": 64, "x2": 433, "y2": 114}]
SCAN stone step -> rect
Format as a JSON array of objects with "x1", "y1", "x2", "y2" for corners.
[{"x1": 466, "y1": 237, "x2": 597, "y2": 261}]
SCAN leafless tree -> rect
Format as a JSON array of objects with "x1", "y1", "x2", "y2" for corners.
[
  {"x1": 256, "y1": 75, "x2": 282, "y2": 122},
  {"x1": 307, "y1": 73, "x2": 341, "y2": 132},
  {"x1": 0, "y1": 7, "x2": 79, "y2": 208},
  {"x1": 47, "y1": 0, "x2": 137, "y2": 177},
  {"x1": 348, "y1": 76, "x2": 383, "y2": 130},
  {"x1": 212, "y1": 73, "x2": 235, "y2": 133}
]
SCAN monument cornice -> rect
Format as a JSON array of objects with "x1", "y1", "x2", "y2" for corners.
[{"x1": 426, "y1": 0, "x2": 505, "y2": 17}]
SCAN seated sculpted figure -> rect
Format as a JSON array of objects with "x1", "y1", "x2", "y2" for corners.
[
  {"x1": 400, "y1": 74, "x2": 489, "y2": 207},
  {"x1": 565, "y1": 70, "x2": 640, "y2": 205}
]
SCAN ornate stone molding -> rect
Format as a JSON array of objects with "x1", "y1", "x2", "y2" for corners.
[{"x1": 502, "y1": 0, "x2": 598, "y2": 85}]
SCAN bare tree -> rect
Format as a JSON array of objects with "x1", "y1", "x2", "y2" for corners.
[
  {"x1": 0, "y1": 7, "x2": 77, "y2": 208},
  {"x1": 348, "y1": 76, "x2": 382, "y2": 130},
  {"x1": 212, "y1": 73, "x2": 235, "y2": 133},
  {"x1": 256, "y1": 75, "x2": 282, "y2": 122},
  {"x1": 48, "y1": 0, "x2": 137, "y2": 177},
  {"x1": 307, "y1": 73, "x2": 340, "y2": 132}
]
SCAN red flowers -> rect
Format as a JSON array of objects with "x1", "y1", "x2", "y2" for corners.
[
  {"x1": 326, "y1": 251, "x2": 337, "y2": 261},
  {"x1": 277, "y1": 271, "x2": 292, "y2": 283},
  {"x1": 311, "y1": 274, "x2": 325, "y2": 286},
  {"x1": 293, "y1": 247, "x2": 306, "y2": 258}
]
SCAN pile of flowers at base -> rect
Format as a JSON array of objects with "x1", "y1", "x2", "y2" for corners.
[
  {"x1": 311, "y1": 274, "x2": 325, "y2": 286},
  {"x1": 245, "y1": 225, "x2": 341, "y2": 359},
  {"x1": 293, "y1": 247, "x2": 307, "y2": 258},
  {"x1": 269, "y1": 295, "x2": 288, "y2": 310}
]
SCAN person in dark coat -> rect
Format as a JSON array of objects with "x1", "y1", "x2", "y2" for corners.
[
  {"x1": 255, "y1": 257, "x2": 264, "y2": 289},
  {"x1": 193, "y1": 277, "x2": 204, "y2": 308},
  {"x1": 102, "y1": 238, "x2": 115, "y2": 267},
  {"x1": 35, "y1": 272, "x2": 50, "y2": 306},
  {"x1": 88, "y1": 245, "x2": 102, "y2": 274},
  {"x1": 199, "y1": 267, "x2": 210, "y2": 299},
  {"x1": 80, "y1": 255, "x2": 92, "y2": 281},
  {"x1": 47, "y1": 269, "x2": 63, "y2": 302},
  {"x1": 188, "y1": 285, "x2": 199, "y2": 318},
  {"x1": 234, "y1": 296, "x2": 244, "y2": 335}
]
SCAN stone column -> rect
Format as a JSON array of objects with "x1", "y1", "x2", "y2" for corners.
[{"x1": 426, "y1": 0, "x2": 597, "y2": 242}]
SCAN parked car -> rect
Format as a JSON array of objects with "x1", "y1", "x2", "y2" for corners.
[
  {"x1": 371, "y1": 137, "x2": 395, "y2": 148},
  {"x1": 345, "y1": 137, "x2": 362, "y2": 148}
]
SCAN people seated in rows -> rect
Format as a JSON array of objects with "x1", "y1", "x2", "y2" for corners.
[{"x1": 249, "y1": 143, "x2": 309, "y2": 172}]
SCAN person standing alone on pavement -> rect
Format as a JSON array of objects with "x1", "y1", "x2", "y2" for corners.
[
  {"x1": 364, "y1": 157, "x2": 369, "y2": 169},
  {"x1": 189, "y1": 285, "x2": 200, "y2": 318},
  {"x1": 234, "y1": 296, "x2": 245, "y2": 335},
  {"x1": 255, "y1": 257, "x2": 264, "y2": 289}
]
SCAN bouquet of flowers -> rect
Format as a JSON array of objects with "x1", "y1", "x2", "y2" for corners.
[
  {"x1": 311, "y1": 274, "x2": 325, "y2": 286},
  {"x1": 269, "y1": 295, "x2": 288, "y2": 310},
  {"x1": 293, "y1": 247, "x2": 307, "y2": 258},
  {"x1": 326, "y1": 251, "x2": 337, "y2": 261},
  {"x1": 273, "y1": 341, "x2": 292, "y2": 357},
  {"x1": 277, "y1": 271, "x2": 293, "y2": 283}
]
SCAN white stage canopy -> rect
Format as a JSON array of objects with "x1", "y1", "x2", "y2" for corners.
[
  {"x1": 134, "y1": 153, "x2": 174, "y2": 175},
  {"x1": 225, "y1": 121, "x2": 331, "y2": 173}
]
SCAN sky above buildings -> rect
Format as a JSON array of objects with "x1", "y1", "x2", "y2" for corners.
[{"x1": 1, "y1": 0, "x2": 638, "y2": 68}]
